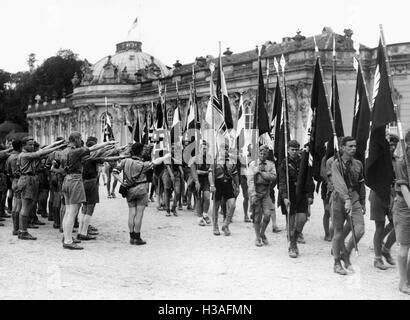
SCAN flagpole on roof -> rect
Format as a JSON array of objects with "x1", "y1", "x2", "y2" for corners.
[{"x1": 379, "y1": 24, "x2": 410, "y2": 181}]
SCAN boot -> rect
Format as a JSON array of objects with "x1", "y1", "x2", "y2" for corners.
[
  {"x1": 12, "y1": 211, "x2": 19, "y2": 236},
  {"x1": 221, "y1": 224, "x2": 231, "y2": 236},
  {"x1": 334, "y1": 259, "x2": 348, "y2": 275},
  {"x1": 288, "y1": 234, "x2": 298, "y2": 258},
  {"x1": 374, "y1": 257, "x2": 388, "y2": 270},
  {"x1": 382, "y1": 245, "x2": 396, "y2": 265},
  {"x1": 18, "y1": 231, "x2": 37, "y2": 240},
  {"x1": 341, "y1": 251, "x2": 354, "y2": 272},
  {"x1": 222, "y1": 209, "x2": 234, "y2": 236}
]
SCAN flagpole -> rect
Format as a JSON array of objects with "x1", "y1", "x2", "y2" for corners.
[
  {"x1": 209, "y1": 63, "x2": 217, "y2": 204},
  {"x1": 279, "y1": 53, "x2": 291, "y2": 245},
  {"x1": 219, "y1": 41, "x2": 225, "y2": 142},
  {"x1": 192, "y1": 64, "x2": 199, "y2": 157},
  {"x1": 314, "y1": 37, "x2": 359, "y2": 256},
  {"x1": 266, "y1": 58, "x2": 271, "y2": 130},
  {"x1": 379, "y1": 24, "x2": 410, "y2": 182},
  {"x1": 176, "y1": 80, "x2": 183, "y2": 158},
  {"x1": 332, "y1": 34, "x2": 337, "y2": 136}
]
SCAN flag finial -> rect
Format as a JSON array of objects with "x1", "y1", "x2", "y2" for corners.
[
  {"x1": 313, "y1": 36, "x2": 319, "y2": 53},
  {"x1": 280, "y1": 54, "x2": 286, "y2": 73}
]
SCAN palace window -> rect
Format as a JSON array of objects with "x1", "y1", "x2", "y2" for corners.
[
  {"x1": 167, "y1": 108, "x2": 174, "y2": 127},
  {"x1": 244, "y1": 103, "x2": 253, "y2": 129}
]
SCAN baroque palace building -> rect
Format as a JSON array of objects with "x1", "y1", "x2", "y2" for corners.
[{"x1": 26, "y1": 27, "x2": 410, "y2": 146}]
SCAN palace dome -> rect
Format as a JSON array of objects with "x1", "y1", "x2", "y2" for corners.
[{"x1": 83, "y1": 41, "x2": 172, "y2": 85}]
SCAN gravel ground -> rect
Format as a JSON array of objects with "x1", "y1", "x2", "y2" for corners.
[{"x1": 0, "y1": 185, "x2": 409, "y2": 300}]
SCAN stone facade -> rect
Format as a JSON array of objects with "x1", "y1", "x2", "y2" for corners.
[{"x1": 26, "y1": 28, "x2": 410, "y2": 145}]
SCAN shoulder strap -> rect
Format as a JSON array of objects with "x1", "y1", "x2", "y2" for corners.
[{"x1": 123, "y1": 159, "x2": 145, "y2": 185}]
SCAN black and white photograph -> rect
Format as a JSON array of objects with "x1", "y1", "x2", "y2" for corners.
[{"x1": 1, "y1": 0, "x2": 410, "y2": 304}]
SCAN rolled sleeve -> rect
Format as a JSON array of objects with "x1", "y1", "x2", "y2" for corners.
[{"x1": 113, "y1": 159, "x2": 125, "y2": 175}]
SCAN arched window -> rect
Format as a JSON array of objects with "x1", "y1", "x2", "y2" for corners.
[
  {"x1": 101, "y1": 112, "x2": 113, "y2": 141},
  {"x1": 167, "y1": 108, "x2": 174, "y2": 127},
  {"x1": 244, "y1": 104, "x2": 253, "y2": 129}
]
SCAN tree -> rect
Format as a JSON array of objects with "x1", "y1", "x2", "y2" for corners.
[
  {"x1": 0, "y1": 49, "x2": 85, "y2": 131},
  {"x1": 27, "y1": 53, "x2": 37, "y2": 73}
]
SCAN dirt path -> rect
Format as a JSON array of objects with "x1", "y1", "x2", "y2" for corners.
[{"x1": 1, "y1": 186, "x2": 409, "y2": 300}]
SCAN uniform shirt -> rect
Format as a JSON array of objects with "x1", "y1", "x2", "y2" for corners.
[
  {"x1": 82, "y1": 158, "x2": 103, "y2": 180},
  {"x1": 214, "y1": 157, "x2": 238, "y2": 181},
  {"x1": 114, "y1": 157, "x2": 153, "y2": 188},
  {"x1": 65, "y1": 146, "x2": 90, "y2": 174},
  {"x1": 6, "y1": 151, "x2": 20, "y2": 178},
  {"x1": 395, "y1": 157, "x2": 409, "y2": 192},
  {"x1": 190, "y1": 153, "x2": 213, "y2": 183},
  {"x1": 331, "y1": 158, "x2": 365, "y2": 203},
  {"x1": 37, "y1": 159, "x2": 49, "y2": 189},
  {"x1": 17, "y1": 150, "x2": 45, "y2": 175},
  {"x1": 278, "y1": 155, "x2": 300, "y2": 200},
  {"x1": 247, "y1": 158, "x2": 276, "y2": 198},
  {"x1": 0, "y1": 151, "x2": 10, "y2": 173}
]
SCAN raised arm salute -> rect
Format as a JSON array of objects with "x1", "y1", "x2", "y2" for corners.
[
  {"x1": 16, "y1": 137, "x2": 66, "y2": 240},
  {"x1": 112, "y1": 142, "x2": 170, "y2": 245}
]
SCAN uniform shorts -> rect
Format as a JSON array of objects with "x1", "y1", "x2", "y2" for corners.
[
  {"x1": 18, "y1": 175, "x2": 39, "y2": 200},
  {"x1": 127, "y1": 193, "x2": 149, "y2": 208},
  {"x1": 11, "y1": 178, "x2": 21, "y2": 199},
  {"x1": 330, "y1": 191, "x2": 364, "y2": 230},
  {"x1": 62, "y1": 174, "x2": 86, "y2": 205},
  {"x1": 252, "y1": 192, "x2": 273, "y2": 223},
  {"x1": 83, "y1": 178, "x2": 99, "y2": 205},
  {"x1": 198, "y1": 176, "x2": 210, "y2": 192},
  {"x1": 369, "y1": 190, "x2": 390, "y2": 222},
  {"x1": 215, "y1": 178, "x2": 235, "y2": 201},
  {"x1": 393, "y1": 195, "x2": 410, "y2": 245}
]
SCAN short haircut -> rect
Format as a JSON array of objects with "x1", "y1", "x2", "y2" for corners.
[
  {"x1": 389, "y1": 134, "x2": 399, "y2": 144},
  {"x1": 341, "y1": 136, "x2": 356, "y2": 146},
  {"x1": 131, "y1": 142, "x2": 144, "y2": 156},
  {"x1": 259, "y1": 145, "x2": 269, "y2": 152},
  {"x1": 86, "y1": 136, "x2": 97, "y2": 147},
  {"x1": 68, "y1": 132, "x2": 81, "y2": 143},
  {"x1": 21, "y1": 137, "x2": 34, "y2": 145},
  {"x1": 12, "y1": 139, "x2": 22, "y2": 151},
  {"x1": 288, "y1": 140, "x2": 300, "y2": 148}
]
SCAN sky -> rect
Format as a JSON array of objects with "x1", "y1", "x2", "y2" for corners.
[{"x1": 1, "y1": 0, "x2": 409, "y2": 73}]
